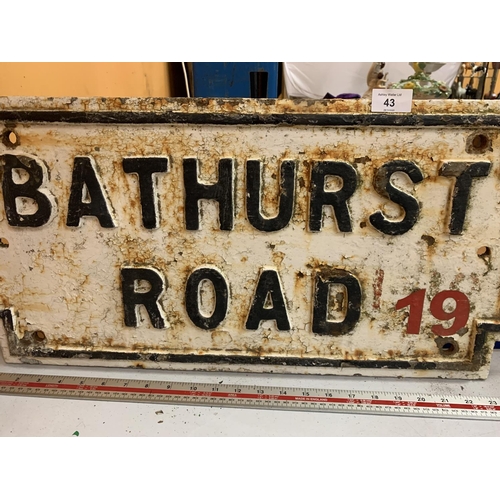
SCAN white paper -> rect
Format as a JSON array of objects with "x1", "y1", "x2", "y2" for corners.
[{"x1": 371, "y1": 89, "x2": 413, "y2": 113}]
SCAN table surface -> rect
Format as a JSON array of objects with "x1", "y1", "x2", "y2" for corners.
[{"x1": 1, "y1": 351, "x2": 500, "y2": 437}]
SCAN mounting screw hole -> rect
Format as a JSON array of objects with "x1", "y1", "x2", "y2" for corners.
[
  {"x1": 436, "y1": 338, "x2": 459, "y2": 356},
  {"x1": 466, "y1": 133, "x2": 491, "y2": 154},
  {"x1": 33, "y1": 330, "x2": 46, "y2": 342},
  {"x1": 2, "y1": 129, "x2": 19, "y2": 148},
  {"x1": 0, "y1": 237, "x2": 9, "y2": 248},
  {"x1": 441, "y1": 342, "x2": 455, "y2": 353},
  {"x1": 477, "y1": 246, "x2": 491, "y2": 257}
]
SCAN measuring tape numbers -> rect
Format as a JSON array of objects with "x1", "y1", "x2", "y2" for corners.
[{"x1": 1, "y1": 372, "x2": 499, "y2": 421}]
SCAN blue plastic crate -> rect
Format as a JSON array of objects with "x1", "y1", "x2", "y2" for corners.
[{"x1": 192, "y1": 62, "x2": 279, "y2": 98}]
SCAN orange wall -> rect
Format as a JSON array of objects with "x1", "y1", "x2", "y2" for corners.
[{"x1": 0, "y1": 62, "x2": 171, "y2": 97}]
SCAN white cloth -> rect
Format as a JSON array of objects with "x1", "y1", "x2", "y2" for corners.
[{"x1": 283, "y1": 62, "x2": 462, "y2": 98}]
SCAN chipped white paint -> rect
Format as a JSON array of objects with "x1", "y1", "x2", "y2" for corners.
[{"x1": 0, "y1": 97, "x2": 499, "y2": 378}]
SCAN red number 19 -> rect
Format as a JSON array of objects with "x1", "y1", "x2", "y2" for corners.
[{"x1": 395, "y1": 289, "x2": 470, "y2": 336}]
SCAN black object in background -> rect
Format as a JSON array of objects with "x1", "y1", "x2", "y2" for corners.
[{"x1": 250, "y1": 71, "x2": 268, "y2": 98}]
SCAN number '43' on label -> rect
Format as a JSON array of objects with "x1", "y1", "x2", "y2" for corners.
[{"x1": 371, "y1": 89, "x2": 413, "y2": 113}]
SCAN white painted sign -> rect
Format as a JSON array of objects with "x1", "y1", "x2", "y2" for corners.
[{"x1": 0, "y1": 97, "x2": 499, "y2": 379}]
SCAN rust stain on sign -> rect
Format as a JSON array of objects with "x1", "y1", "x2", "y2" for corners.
[
  {"x1": 0, "y1": 97, "x2": 500, "y2": 379},
  {"x1": 372, "y1": 269, "x2": 385, "y2": 310}
]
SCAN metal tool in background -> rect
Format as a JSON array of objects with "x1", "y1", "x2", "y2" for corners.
[
  {"x1": 488, "y1": 63, "x2": 500, "y2": 99},
  {"x1": 451, "y1": 62, "x2": 500, "y2": 99},
  {"x1": 1, "y1": 372, "x2": 499, "y2": 421},
  {"x1": 475, "y1": 62, "x2": 489, "y2": 99}
]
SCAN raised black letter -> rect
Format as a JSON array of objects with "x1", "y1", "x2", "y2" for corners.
[
  {"x1": 1, "y1": 154, "x2": 54, "y2": 227},
  {"x1": 183, "y1": 158, "x2": 234, "y2": 230},
  {"x1": 309, "y1": 161, "x2": 357, "y2": 232},
  {"x1": 246, "y1": 160, "x2": 296, "y2": 231},
  {"x1": 185, "y1": 267, "x2": 229, "y2": 329},
  {"x1": 66, "y1": 156, "x2": 115, "y2": 227},
  {"x1": 312, "y1": 269, "x2": 361, "y2": 335},
  {"x1": 439, "y1": 161, "x2": 491, "y2": 235},
  {"x1": 369, "y1": 160, "x2": 423, "y2": 235},
  {"x1": 121, "y1": 267, "x2": 166, "y2": 329},
  {"x1": 245, "y1": 269, "x2": 291, "y2": 330},
  {"x1": 123, "y1": 157, "x2": 169, "y2": 229}
]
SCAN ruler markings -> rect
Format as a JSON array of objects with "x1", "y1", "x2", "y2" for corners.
[{"x1": 0, "y1": 372, "x2": 499, "y2": 420}]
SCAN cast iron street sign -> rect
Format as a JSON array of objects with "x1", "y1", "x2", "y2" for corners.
[{"x1": 0, "y1": 97, "x2": 499, "y2": 378}]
